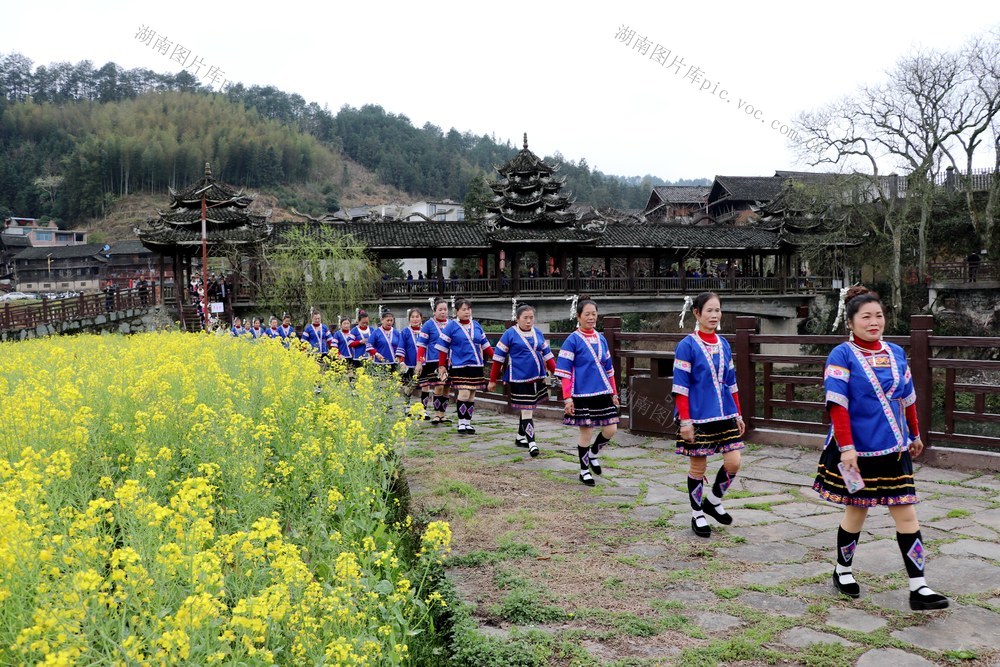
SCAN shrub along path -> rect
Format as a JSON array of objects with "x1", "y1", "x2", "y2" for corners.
[{"x1": 404, "y1": 408, "x2": 1000, "y2": 666}]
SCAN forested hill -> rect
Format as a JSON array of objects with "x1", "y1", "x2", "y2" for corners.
[{"x1": 0, "y1": 52, "x2": 705, "y2": 230}]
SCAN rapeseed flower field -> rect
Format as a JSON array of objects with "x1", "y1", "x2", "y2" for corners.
[{"x1": 0, "y1": 332, "x2": 448, "y2": 665}]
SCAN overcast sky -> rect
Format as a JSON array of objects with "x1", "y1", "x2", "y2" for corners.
[{"x1": 3, "y1": 0, "x2": 999, "y2": 182}]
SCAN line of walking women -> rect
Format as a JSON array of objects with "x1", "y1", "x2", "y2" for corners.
[{"x1": 247, "y1": 288, "x2": 951, "y2": 612}]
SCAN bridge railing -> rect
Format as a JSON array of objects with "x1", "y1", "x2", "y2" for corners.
[
  {"x1": 480, "y1": 314, "x2": 1000, "y2": 456},
  {"x1": 928, "y1": 261, "x2": 998, "y2": 283},
  {"x1": 371, "y1": 275, "x2": 832, "y2": 299},
  {"x1": 1, "y1": 288, "x2": 152, "y2": 332}
]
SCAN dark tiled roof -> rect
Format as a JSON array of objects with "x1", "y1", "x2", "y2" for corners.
[
  {"x1": 597, "y1": 225, "x2": 781, "y2": 250},
  {"x1": 268, "y1": 220, "x2": 782, "y2": 251},
  {"x1": 496, "y1": 141, "x2": 557, "y2": 176},
  {"x1": 651, "y1": 186, "x2": 710, "y2": 203},
  {"x1": 137, "y1": 227, "x2": 272, "y2": 248},
  {"x1": 323, "y1": 222, "x2": 488, "y2": 249},
  {"x1": 159, "y1": 208, "x2": 266, "y2": 225},
  {"x1": 169, "y1": 164, "x2": 252, "y2": 208},
  {"x1": 14, "y1": 243, "x2": 104, "y2": 260},
  {"x1": 711, "y1": 176, "x2": 786, "y2": 202},
  {"x1": 773, "y1": 170, "x2": 841, "y2": 182},
  {"x1": 0, "y1": 233, "x2": 32, "y2": 248},
  {"x1": 107, "y1": 240, "x2": 153, "y2": 255},
  {"x1": 489, "y1": 227, "x2": 601, "y2": 243}
]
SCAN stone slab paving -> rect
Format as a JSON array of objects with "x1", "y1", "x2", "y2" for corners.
[
  {"x1": 912, "y1": 465, "x2": 978, "y2": 484},
  {"x1": 925, "y1": 556, "x2": 1000, "y2": 593},
  {"x1": 778, "y1": 627, "x2": 857, "y2": 648},
  {"x1": 824, "y1": 607, "x2": 887, "y2": 633},
  {"x1": 738, "y1": 561, "x2": 831, "y2": 586},
  {"x1": 891, "y1": 605, "x2": 1000, "y2": 651},
  {"x1": 939, "y1": 538, "x2": 1000, "y2": 560},
  {"x1": 856, "y1": 648, "x2": 937, "y2": 667},
  {"x1": 405, "y1": 410, "x2": 1000, "y2": 665},
  {"x1": 693, "y1": 611, "x2": 744, "y2": 632},
  {"x1": 717, "y1": 542, "x2": 809, "y2": 564},
  {"x1": 738, "y1": 591, "x2": 809, "y2": 616},
  {"x1": 853, "y1": 538, "x2": 909, "y2": 576},
  {"x1": 971, "y1": 508, "x2": 1000, "y2": 531}
]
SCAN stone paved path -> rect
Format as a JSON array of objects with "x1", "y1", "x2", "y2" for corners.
[{"x1": 404, "y1": 409, "x2": 1000, "y2": 666}]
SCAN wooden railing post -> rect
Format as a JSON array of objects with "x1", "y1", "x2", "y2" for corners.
[
  {"x1": 735, "y1": 316, "x2": 757, "y2": 432},
  {"x1": 909, "y1": 314, "x2": 934, "y2": 447},
  {"x1": 603, "y1": 315, "x2": 623, "y2": 402}
]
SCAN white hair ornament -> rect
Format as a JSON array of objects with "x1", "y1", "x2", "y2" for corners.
[
  {"x1": 450, "y1": 295, "x2": 456, "y2": 317},
  {"x1": 567, "y1": 294, "x2": 579, "y2": 318},
  {"x1": 511, "y1": 297, "x2": 517, "y2": 322},
  {"x1": 428, "y1": 296, "x2": 435, "y2": 311},
  {"x1": 679, "y1": 295, "x2": 693, "y2": 328},
  {"x1": 831, "y1": 285, "x2": 850, "y2": 332}
]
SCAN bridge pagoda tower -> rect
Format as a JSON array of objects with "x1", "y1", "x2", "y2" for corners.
[
  {"x1": 485, "y1": 133, "x2": 597, "y2": 291},
  {"x1": 135, "y1": 163, "x2": 272, "y2": 328},
  {"x1": 486, "y1": 133, "x2": 575, "y2": 227}
]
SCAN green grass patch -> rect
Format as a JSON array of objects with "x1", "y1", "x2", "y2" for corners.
[
  {"x1": 714, "y1": 588, "x2": 742, "y2": 599},
  {"x1": 946, "y1": 508, "x2": 972, "y2": 519},
  {"x1": 491, "y1": 587, "x2": 569, "y2": 624},
  {"x1": 432, "y1": 479, "x2": 502, "y2": 519},
  {"x1": 742, "y1": 502, "x2": 776, "y2": 511},
  {"x1": 448, "y1": 540, "x2": 539, "y2": 567},
  {"x1": 944, "y1": 649, "x2": 978, "y2": 661}
]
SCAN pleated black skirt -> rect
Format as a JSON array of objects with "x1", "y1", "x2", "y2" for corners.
[{"x1": 814, "y1": 444, "x2": 918, "y2": 507}]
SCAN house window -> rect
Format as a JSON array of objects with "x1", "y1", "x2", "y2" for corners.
[
  {"x1": 429, "y1": 204, "x2": 437, "y2": 215},
  {"x1": 35, "y1": 231, "x2": 53, "y2": 241}
]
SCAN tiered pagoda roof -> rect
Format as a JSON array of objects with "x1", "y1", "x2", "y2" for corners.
[
  {"x1": 136, "y1": 163, "x2": 272, "y2": 254},
  {"x1": 750, "y1": 178, "x2": 859, "y2": 248},
  {"x1": 486, "y1": 134, "x2": 577, "y2": 227}
]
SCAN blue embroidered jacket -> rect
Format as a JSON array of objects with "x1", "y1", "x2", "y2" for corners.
[
  {"x1": 824, "y1": 341, "x2": 916, "y2": 457},
  {"x1": 397, "y1": 326, "x2": 421, "y2": 367},
  {"x1": 493, "y1": 326, "x2": 554, "y2": 383},
  {"x1": 671, "y1": 333, "x2": 739, "y2": 423},
  {"x1": 301, "y1": 323, "x2": 334, "y2": 354},
  {"x1": 554, "y1": 330, "x2": 615, "y2": 397},
  {"x1": 332, "y1": 329, "x2": 351, "y2": 359},
  {"x1": 348, "y1": 325, "x2": 372, "y2": 360},
  {"x1": 367, "y1": 326, "x2": 403, "y2": 365},
  {"x1": 435, "y1": 319, "x2": 491, "y2": 368},
  {"x1": 417, "y1": 318, "x2": 449, "y2": 362}
]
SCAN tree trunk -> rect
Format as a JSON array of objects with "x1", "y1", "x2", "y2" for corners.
[
  {"x1": 891, "y1": 217, "x2": 903, "y2": 327},
  {"x1": 965, "y1": 156, "x2": 980, "y2": 236},
  {"x1": 987, "y1": 170, "x2": 1000, "y2": 257},
  {"x1": 918, "y1": 186, "x2": 932, "y2": 283}
]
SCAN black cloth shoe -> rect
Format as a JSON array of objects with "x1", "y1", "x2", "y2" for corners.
[
  {"x1": 589, "y1": 456, "x2": 602, "y2": 475},
  {"x1": 465, "y1": 425, "x2": 477, "y2": 435},
  {"x1": 691, "y1": 517, "x2": 711, "y2": 538},
  {"x1": 429, "y1": 416, "x2": 441, "y2": 425},
  {"x1": 439, "y1": 416, "x2": 453, "y2": 424},
  {"x1": 579, "y1": 470, "x2": 596, "y2": 486},
  {"x1": 833, "y1": 570, "x2": 861, "y2": 599},
  {"x1": 514, "y1": 436, "x2": 529, "y2": 448},
  {"x1": 702, "y1": 499, "x2": 733, "y2": 525},
  {"x1": 528, "y1": 443, "x2": 539, "y2": 458},
  {"x1": 909, "y1": 586, "x2": 949, "y2": 610}
]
